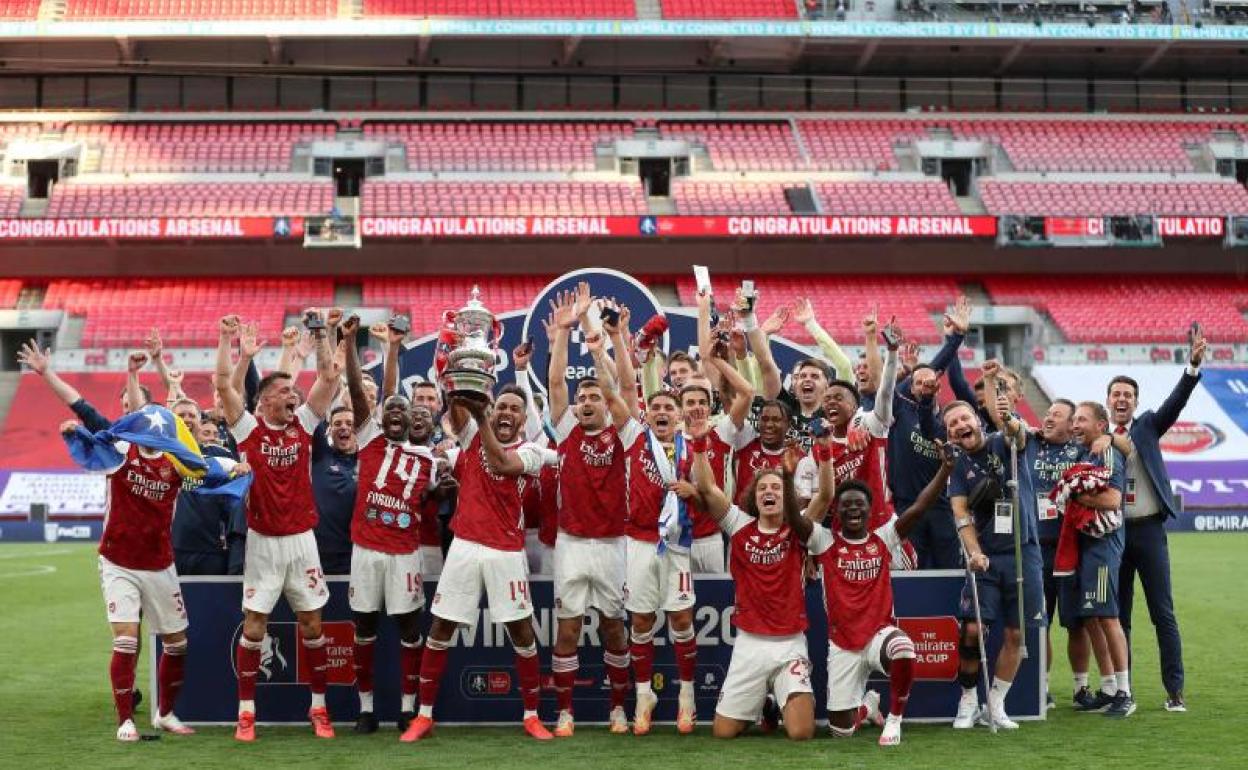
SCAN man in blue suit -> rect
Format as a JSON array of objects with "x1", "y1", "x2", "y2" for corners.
[{"x1": 1104, "y1": 326, "x2": 1206, "y2": 712}]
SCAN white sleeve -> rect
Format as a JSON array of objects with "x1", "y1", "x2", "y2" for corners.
[
  {"x1": 794, "y1": 454, "x2": 817, "y2": 500},
  {"x1": 862, "y1": 348, "x2": 897, "y2": 437},
  {"x1": 444, "y1": 447, "x2": 461, "y2": 469},
  {"x1": 229, "y1": 410, "x2": 259, "y2": 444},
  {"x1": 719, "y1": 505, "x2": 752, "y2": 536},
  {"x1": 537, "y1": 446, "x2": 559, "y2": 467},
  {"x1": 806, "y1": 525, "x2": 834, "y2": 556},
  {"x1": 356, "y1": 416, "x2": 382, "y2": 446},
  {"x1": 618, "y1": 418, "x2": 645, "y2": 450},
  {"x1": 555, "y1": 409, "x2": 577, "y2": 442},
  {"x1": 720, "y1": 420, "x2": 757, "y2": 450},
  {"x1": 456, "y1": 418, "x2": 479, "y2": 450},
  {"x1": 514, "y1": 370, "x2": 546, "y2": 443},
  {"x1": 514, "y1": 442, "x2": 546, "y2": 477},
  {"x1": 876, "y1": 518, "x2": 902, "y2": 551},
  {"x1": 295, "y1": 403, "x2": 321, "y2": 435}
]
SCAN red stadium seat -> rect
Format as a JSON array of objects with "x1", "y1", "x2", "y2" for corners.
[
  {"x1": 64, "y1": 122, "x2": 335, "y2": 174},
  {"x1": 360, "y1": 181, "x2": 647, "y2": 216},
  {"x1": 363, "y1": 121, "x2": 634, "y2": 172},
  {"x1": 46, "y1": 181, "x2": 335, "y2": 218},
  {"x1": 64, "y1": 0, "x2": 336, "y2": 18},
  {"x1": 978, "y1": 181, "x2": 1248, "y2": 217},
  {"x1": 362, "y1": 0, "x2": 635, "y2": 17}
]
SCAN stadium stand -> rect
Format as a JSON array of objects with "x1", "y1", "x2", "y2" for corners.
[
  {"x1": 0, "y1": 279, "x2": 22, "y2": 309},
  {"x1": 45, "y1": 181, "x2": 334, "y2": 218},
  {"x1": 42, "y1": 278, "x2": 336, "y2": 348},
  {"x1": 63, "y1": 0, "x2": 337, "y2": 19},
  {"x1": 978, "y1": 181, "x2": 1248, "y2": 217},
  {"x1": 0, "y1": 186, "x2": 24, "y2": 218},
  {"x1": 983, "y1": 276, "x2": 1248, "y2": 344},
  {"x1": 673, "y1": 181, "x2": 801, "y2": 214},
  {"x1": 814, "y1": 181, "x2": 961, "y2": 215},
  {"x1": 660, "y1": 122, "x2": 803, "y2": 171},
  {"x1": 674, "y1": 274, "x2": 959, "y2": 345},
  {"x1": 0, "y1": 0, "x2": 40, "y2": 19},
  {"x1": 799, "y1": 120, "x2": 928, "y2": 172},
  {"x1": 362, "y1": 275, "x2": 553, "y2": 336},
  {"x1": 63, "y1": 122, "x2": 334, "y2": 174},
  {"x1": 659, "y1": 0, "x2": 798, "y2": 18},
  {"x1": 362, "y1": 0, "x2": 637, "y2": 17},
  {"x1": 360, "y1": 181, "x2": 648, "y2": 216},
  {"x1": 364, "y1": 121, "x2": 635, "y2": 172}
]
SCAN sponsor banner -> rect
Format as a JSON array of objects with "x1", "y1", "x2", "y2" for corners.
[
  {"x1": 360, "y1": 215, "x2": 997, "y2": 240},
  {"x1": 0, "y1": 217, "x2": 299, "y2": 240},
  {"x1": 0, "y1": 470, "x2": 105, "y2": 516},
  {"x1": 1171, "y1": 511, "x2": 1248, "y2": 532},
  {"x1": 1156, "y1": 216, "x2": 1225, "y2": 238},
  {"x1": 164, "y1": 573, "x2": 1042, "y2": 724},
  {"x1": 1034, "y1": 364, "x2": 1248, "y2": 508},
  {"x1": 0, "y1": 520, "x2": 103, "y2": 542}
]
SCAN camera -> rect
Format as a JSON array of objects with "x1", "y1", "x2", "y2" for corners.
[
  {"x1": 599, "y1": 306, "x2": 620, "y2": 327},
  {"x1": 388, "y1": 314, "x2": 411, "y2": 335},
  {"x1": 303, "y1": 310, "x2": 325, "y2": 331}
]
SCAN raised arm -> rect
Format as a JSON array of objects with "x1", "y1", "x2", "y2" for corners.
[
  {"x1": 546, "y1": 286, "x2": 584, "y2": 421},
  {"x1": 981, "y1": 359, "x2": 1027, "y2": 447},
  {"x1": 743, "y1": 292, "x2": 782, "y2": 400},
  {"x1": 214, "y1": 315, "x2": 245, "y2": 425},
  {"x1": 230, "y1": 320, "x2": 260, "y2": 398},
  {"x1": 124, "y1": 351, "x2": 148, "y2": 412},
  {"x1": 381, "y1": 321, "x2": 405, "y2": 402},
  {"x1": 792, "y1": 297, "x2": 854, "y2": 382},
  {"x1": 586, "y1": 322, "x2": 631, "y2": 430},
  {"x1": 862, "y1": 305, "x2": 883, "y2": 394},
  {"x1": 603, "y1": 302, "x2": 641, "y2": 422},
  {"x1": 340, "y1": 316, "x2": 371, "y2": 429},
  {"x1": 1153, "y1": 326, "x2": 1205, "y2": 434},
  {"x1": 143, "y1": 328, "x2": 183, "y2": 403},
  {"x1": 17, "y1": 340, "x2": 85, "y2": 408},
  {"x1": 895, "y1": 440, "x2": 955, "y2": 539},
  {"x1": 689, "y1": 415, "x2": 732, "y2": 523},
  {"x1": 707, "y1": 352, "x2": 755, "y2": 430},
  {"x1": 302, "y1": 308, "x2": 341, "y2": 420},
  {"x1": 799, "y1": 437, "x2": 835, "y2": 535},
  {"x1": 864, "y1": 326, "x2": 900, "y2": 434}
]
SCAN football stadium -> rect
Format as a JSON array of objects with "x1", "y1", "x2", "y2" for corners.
[{"x1": 0, "y1": 1, "x2": 1246, "y2": 767}]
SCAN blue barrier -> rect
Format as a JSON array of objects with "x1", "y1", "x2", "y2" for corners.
[{"x1": 157, "y1": 572, "x2": 1043, "y2": 725}]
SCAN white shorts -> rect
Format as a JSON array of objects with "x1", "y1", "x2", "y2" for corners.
[
  {"x1": 553, "y1": 532, "x2": 626, "y2": 620},
  {"x1": 715, "y1": 631, "x2": 813, "y2": 722},
  {"x1": 99, "y1": 556, "x2": 189, "y2": 635},
  {"x1": 524, "y1": 530, "x2": 545, "y2": 575},
  {"x1": 421, "y1": 544, "x2": 444, "y2": 580},
  {"x1": 432, "y1": 538, "x2": 533, "y2": 625},
  {"x1": 624, "y1": 538, "x2": 695, "y2": 614},
  {"x1": 691, "y1": 534, "x2": 726, "y2": 574},
  {"x1": 826, "y1": 626, "x2": 899, "y2": 711},
  {"x1": 242, "y1": 530, "x2": 328, "y2": 614},
  {"x1": 349, "y1": 545, "x2": 426, "y2": 616}
]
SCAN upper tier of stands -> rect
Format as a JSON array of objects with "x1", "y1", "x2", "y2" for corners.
[
  {"x1": 63, "y1": 0, "x2": 337, "y2": 18},
  {"x1": 363, "y1": 0, "x2": 636, "y2": 15},
  {"x1": 661, "y1": 121, "x2": 802, "y2": 171},
  {"x1": 979, "y1": 181, "x2": 1248, "y2": 216},
  {"x1": 46, "y1": 182, "x2": 334, "y2": 218},
  {"x1": 0, "y1": 186, "x2": 23, "y2": 218},
  {"x1": 363, "y1": 121, "x2": 634, "y2": 172},
  {"x1": 983, "y1": 277, "x2": 1248, "y2": 344},
  {"x1": 360, "y1": 181, "x2": 648, "y2": 216},
  {"x1": 0, "y1": 0, "x2": 40, "y2": 19},
  {"x1": 63, "y1": 122, "x2": 335, "y2": 174}
]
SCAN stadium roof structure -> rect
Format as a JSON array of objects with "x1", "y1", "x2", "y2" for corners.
[{"x1": 3, "y1": 18, "x2": 1248, "y2": 78}]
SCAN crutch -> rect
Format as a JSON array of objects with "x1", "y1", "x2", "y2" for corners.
[
  {"x1": 962, "y1": 543, "x2": 998, "y2": 735},
  {"x1": 1007, "y1": 433, "x2": 1028, "y2": 660}
]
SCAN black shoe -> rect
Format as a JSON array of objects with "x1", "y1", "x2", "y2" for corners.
[
  {"x1": 1104, "y1": 691, "x2": 1137, "y2": 719},
  {"x1": 354, "y1": 711, "x2": 379, "y2": 734},
  {"x1": 1045, "y1": 691, "x2": 1056, "y2": 711},
  {"x1": 760, "y1": 695, "x2": 780, "y2": 734},
  {"x1": 397, "y1": 711, "x2": 415, "y2": 733},
  {"x1": 1073, "y1": 687, "x2": 1113, "y2": 713},
  {"x1": 132, "y1": 688, "x2": 144, "y2": 713},
  {"x1": 1164, "y1": 693, "x2": 1187, "y2": 713}
]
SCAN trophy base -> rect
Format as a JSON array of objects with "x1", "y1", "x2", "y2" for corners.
[{"x1": 440, "y1": 370, "x2": 497, "y2": 399}]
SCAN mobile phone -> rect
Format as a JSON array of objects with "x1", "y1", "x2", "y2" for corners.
[
  {"x1": 809, "y1": 418, "x2": 826, "y2": 438},
  {"x1": 303, "y1": 310, "x2": 325, "y2": 331},
  {"x1": 881, "y1": 324, "x2": 903, "y2": 349},
  {"x1": 994, "y1": 378, "x2": 1009, "y2": 396},
  {"x1": 1188, "y1": 321, "x2": 1201, "y2": 345},
  {"x1": 739, "y1": 279, "x2": 757, "y2": 313},
  {"x1": 389, "y1": 314, "x2": 411, "y2": 335},
  {"x1": 517, "y1": 338, "x2": 534, "y2": 357},
  {"x1": 599, "y1": 306, "x2": 620, "y2": 327}
]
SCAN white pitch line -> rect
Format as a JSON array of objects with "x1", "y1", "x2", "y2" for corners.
[
  {"x1": 0, "y1": 549, "x2": 75, "y2": 560},
  {"x1": 0, "y1": 565, "x2": 57, "y2": 579}
]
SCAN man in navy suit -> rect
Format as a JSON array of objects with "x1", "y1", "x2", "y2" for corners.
[{"x1": 1104, "y1": 325, "x2": 1206, "y2": 712}]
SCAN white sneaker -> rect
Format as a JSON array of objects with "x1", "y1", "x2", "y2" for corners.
[
  {"x1": 153, "y1": 711, "x2": 196, "y2": 735},
  {"x1": 984, "y1": 696, "x2": 1019, "y2": 730},
  {"x1": 116, "y1": 719, "x2": 140, "y2": 742},
  {"x1": 633, "y1": 690, "x2": 659, "y2": 735},
  {"x1": 608, "y1": 706, "x2": 629, "y2": 734},
  {"x1": 879, "y1": 714, "x2": 902, "y2": 746},
  {"x1": 861, "y1": 689, "x2": 885, "y2": 728},
  {"x1": 952, "y1": 693, "x2": 981, "y2": 729}
]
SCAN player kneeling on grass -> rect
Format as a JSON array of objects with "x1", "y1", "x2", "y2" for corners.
[
  {"x1": 808, "y1": 444, "x2": 955, "y2": 746},
  {"x1": 688, "y1": 406, "x2": 836, "y2": 742}
]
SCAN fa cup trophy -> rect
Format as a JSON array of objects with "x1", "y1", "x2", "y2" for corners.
[{"x1": 435, "y1": 286, "x2": 501, "y2": 400}]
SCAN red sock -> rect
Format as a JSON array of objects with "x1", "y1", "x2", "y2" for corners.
[
  {"x1": 673, "y1": 635, "x2": 698, "y2": 684},
  {"x1": 353, "y1": 636, "x2": 376, "y2": 698},
  {"x1": 552, "y1": 654, "x2": 577, "y2": 713},
  {"x1": 236, "y1": 636, "x2": 262, "y2": 704},
  {"x1": 630, "y1": 635, "x2": 655, "y2": 691},
  {"x1": 514, "y1": 645, "x2": 541, "y2": 713},
  {"x1": 303, "y1": 635, "x2": 328, "y2": 696},
  {"x1": 400, "y1": 639, "x2": 423, "y2": 700},
  {"x1": 157, "y1": 640, "x2": 187, "y2": 718},
  {"x1": 605, "y1": 647, "x2": 631, "y2": 709},
  {"x1": 111, "y1": 636, "x2": 139, "y2": 725},
  {"x1": 419, "y1": 640, "x2": 450, "y2": 710},
  {"x1": 889, "y1": 657, "x2": 916, "y2": 717}
]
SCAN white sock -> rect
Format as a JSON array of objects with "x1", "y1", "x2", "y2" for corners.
[
  {"x1": 523, "y1": 709, "x2": 538, "y2": 720},
  {"x1": 311, "y1": 692, "x2": 326, "y2": 710},
  {"x1": 961, "y1": 686, "x2": 978, "y2": 702},
  {"x1": 1115, "y1": 670, "x2": 1131, "y2": 696},
  {"x1": 401, "y1": 694, "x2": 416, "y2": 712},
  {"x1": 418, "y1": 704, "x2": 434, "y2": 718},
  {"x1": 990, "y1": 678, "x2": 1012, "y2": 706},
  {"x1": 680, "y1": 680, "x2": 694, "y2": 699},
  {"x1": 636, "y1": 681, "x2": 653, "y2": 696},
  {"x1": 239, "y1": 700, "x2": 255, "y2": 716},
  {"x1": 1073, "y1": 672, "x2": 1089, "y2": 691},
  {"x1": 1101, "y1": 674, "x2": 1117, "y2": 696},
  {"x1": 359, "y1": 691, "x2": 374, "y2": 712}
]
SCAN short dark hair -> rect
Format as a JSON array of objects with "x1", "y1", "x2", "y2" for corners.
[
  {"x1": 1107, "y1": 375, "x2": 1139, "y2": 399},
  {"x1": 668, "y1": 350, "x2": 695, "y2": 368},
  {"x1": 796, "y1": 358, "x2": 832, "y2": 380},
  {"x1": 911, "y1": 363, "x2": 936, "y2": 377},
  {"x1": 834, "y1": 479, "x2": 873, "y2": 505},
  {"x1": 496, "y1": 383, "x2": 528, "y2": 406},
  {"x1": 257, "y1": 371, "x2": 293, "y2": 397},
  {"x1": 1077, "y1": 401, "x2": 1110, "y2": 424},
  {"x1": 414, "y1": 380, "x2": 438, "y2": 392},
  {"x1": 1052, "y1": 398, "x2": 1077, "y2": 416},
  {"x1": 940, "y1": 399, "x2": 978, "y2": 423},
  {"x1": 574, "y1": 376, "x2": 601, "y2": 393},
  {"x1": 647, "y1": 390, "x2": 678, "y2": 408},
  {"x1": 329, "y1": 405, "x2": 352, "y2": 419},
  {"x1": 757, "y1": 398, "x2": 791, "y2": 421},
  {"x1": 678, "y1": 383, "x2": 713, "y2": 407},
  {"x1": 826, "y1": 379, "x2": 860, "y2": 405}
]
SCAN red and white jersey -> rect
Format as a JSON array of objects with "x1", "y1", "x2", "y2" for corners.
[
  {"x1": 419, "y1": 496, "x2": 441, "y2": 548},
  {"x1": 809, "y1": 520, "x2": 901, "y2": 651},
  {"x1": 623, "y1": 420, "x2": 668, "y2": 544},
  {"x1": 449, "y1": 419, "x2": 545, "y2": 552},
  {"x1": 98, "y1": 442, "x2": 180, "y2": 571},
  {"x1": 555, "y1": 411, "x2": 638, "y2": 539},
  {"x1": 231, "y1": 404, "x2": 320, "y2": 536},
  {"x1": 795, "y1": 418, "x2": 894, "y2": 530},
  {"x1": 350, "y1": 418, "x2": 434, "y2": 555},
  {"x1": 721, "y1": 506, "x2": 809, "y2": 637},
  {"x1": 679, "y1": 420, "x2": 739, "y2": 539},
  {"x1": 729, "y1": 423, "x2": 787, "y2": 507}
]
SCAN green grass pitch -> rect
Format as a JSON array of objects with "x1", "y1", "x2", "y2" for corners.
[{"x1": 2, "y1": 534, "x2": 1244, "y2": 769}]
